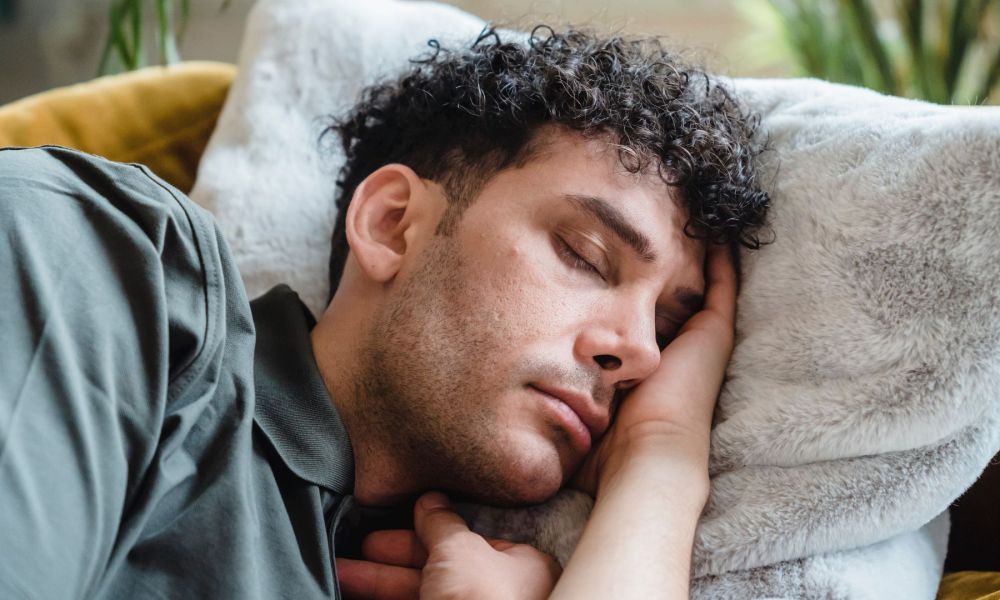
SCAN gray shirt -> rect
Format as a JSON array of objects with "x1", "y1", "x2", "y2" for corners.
[{"x1": 0, "y1": 146, "x2": 359, "y2": 599}]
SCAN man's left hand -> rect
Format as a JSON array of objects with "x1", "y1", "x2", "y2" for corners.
[{"x1": 337, "y1": 491, "x2": 561, "y2": 600}]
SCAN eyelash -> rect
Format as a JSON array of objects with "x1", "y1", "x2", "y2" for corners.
[
  {"x1": 556, "y1": 235, "x2": 675, "y2": 351},
  {"x1": 556, "y1": 236, "x2": 602, "y2": 278}
]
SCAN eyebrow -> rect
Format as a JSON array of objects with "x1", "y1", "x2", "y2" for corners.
[
  {"x1": 563, "y1": 194, "x2": 657, "y2": 263},
  {"x1": 563, "y1": 193, "x2": 705, "y2": 316}
]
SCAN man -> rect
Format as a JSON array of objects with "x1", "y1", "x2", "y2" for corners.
[{"x1": 0, "y1": 27, "x2": 768, "y2": 599}]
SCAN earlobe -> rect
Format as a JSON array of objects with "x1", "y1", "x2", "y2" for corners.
[{"x1": 345, "y1": 164, "x2": 424, "y2": 283}]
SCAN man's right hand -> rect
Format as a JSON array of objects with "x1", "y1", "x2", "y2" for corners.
[
  {"x1": 546, "y1": 241, "x2": 738, "y2": 599},
  {"x1": 571, "y1": 240, "x2": 738, "y2": 502}
]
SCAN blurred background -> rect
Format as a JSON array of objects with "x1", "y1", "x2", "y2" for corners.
[{"x1": 0, "y1": 0, "x2": 997, "y2": 105}]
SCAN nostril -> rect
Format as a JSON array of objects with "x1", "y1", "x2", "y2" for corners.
[{"x1": 594, "y1": 354, "x2": 622, "y2": 370}]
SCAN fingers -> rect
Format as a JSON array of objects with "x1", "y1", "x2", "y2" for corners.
[
  {"x1": 346, "y1": 497, "x2": 547, "y2": 600},
  {"x1": 336, "y1": 558, "x2": 420, "y2": 600},
  {"x1": 702, "y1": 241, "x2": 738, "y2": 325},
  {"x1": 362, "y1": 530, "x2": 428, "y2": 568},
  {"x1": 485, "y1": 537, "x2": 517, "y2": 552},
  {"x1": 412, "y1": 492, "x2": 470, "y2": 550},
  {"x1": 365, "y1": 494, "x2": 514, "y2": 566},
  {"x1": 362, "y1": 528, "x2": 507, "y2": 567},
  {"x1": 502, "y1": 543, "x2": 564, "y2": 581}
]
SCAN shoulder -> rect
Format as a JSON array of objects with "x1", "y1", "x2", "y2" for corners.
[
  {"x1": 0, "y1": 147, "x2": 257, "y2": 597},
  {"x1": 0, "y1": 145, "x2": 216, "y2": 256},
  {"x1": 0, "y1": 145, "x2": 250, "y2": 402}
]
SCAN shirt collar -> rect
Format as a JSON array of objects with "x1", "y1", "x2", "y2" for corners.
[{"x1": 250, "y1": 285, "x2": 354, "y2": 495}]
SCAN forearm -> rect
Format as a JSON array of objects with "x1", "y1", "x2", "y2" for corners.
[
  {"x1": 551, "y1": 456, "x2": 708, "y2": 599},
  {"x1": 549, "y1": 241, "x2": 733, "y2": 599}
]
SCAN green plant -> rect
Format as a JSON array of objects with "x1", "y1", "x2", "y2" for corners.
[
  {"x1": 98, "y1": 0, "x2": 230, "y2": 75},
  {"x1": 737, "y1": 0, "x2": 1000, "y2": 104}
]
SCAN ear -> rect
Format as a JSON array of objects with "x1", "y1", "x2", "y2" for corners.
[{"x1": 344, "y1": 164, "x2": 428, "y2": 283}]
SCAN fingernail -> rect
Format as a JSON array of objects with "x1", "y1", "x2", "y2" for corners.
[{"x1": 421, "y1": 491, "x2": 450, "y2": 510}]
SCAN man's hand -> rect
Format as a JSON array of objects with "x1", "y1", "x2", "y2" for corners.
[
  {"x1": 572, "y1": 241, "x2": 738, "y2": 501},
  {"x1": 337, "y1": 492, "x2": 561, "y2": 600}
]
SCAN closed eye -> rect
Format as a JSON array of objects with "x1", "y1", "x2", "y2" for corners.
[{"x1": 555, "y1": 235, "x2": 604, "y2": 280}]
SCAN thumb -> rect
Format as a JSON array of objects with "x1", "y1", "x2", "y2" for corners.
[{"x1": 413, "y1": 491, "x2": 470, "y2": 550}]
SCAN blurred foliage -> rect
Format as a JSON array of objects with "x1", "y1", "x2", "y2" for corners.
[
  {"x1": 737, "y1": 0, "x2": 1000, "y2": 104},
  {"x1": 98, "y1": 0, "x2": 230, "y2": 75}
]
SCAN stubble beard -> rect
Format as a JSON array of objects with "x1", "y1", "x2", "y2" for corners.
[{"x1": 355, "y1": 235, "x2": 554, "y2": 506}]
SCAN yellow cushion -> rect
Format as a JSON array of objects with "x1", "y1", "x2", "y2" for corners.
[
  {"x1": 938, "y1": 571, "x2": 1000, "y2": 600},
  {"x1": 0, "y1": 61, "x2": 236, "y2": 193}
]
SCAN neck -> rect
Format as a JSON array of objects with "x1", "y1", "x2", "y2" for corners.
[{"x1": 310, "y1": 294, "x2": 423, "y2": 507}]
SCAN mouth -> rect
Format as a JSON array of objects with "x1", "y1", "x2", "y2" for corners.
[{"x1": 528, "y1": 383, "x2": 608, "y2": 456}]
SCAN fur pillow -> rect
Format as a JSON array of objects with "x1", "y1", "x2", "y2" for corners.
[{"x1": 191, "y1": 0, "x2": 488, "y2": 314}]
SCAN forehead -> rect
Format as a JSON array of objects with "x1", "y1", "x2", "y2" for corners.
[{"x1": 505, "y1": 127, "x2": 705, "y2": 273}]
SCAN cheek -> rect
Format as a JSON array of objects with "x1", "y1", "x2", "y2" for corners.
[{"x1": 456, "y1": 226, "x2": 600, "y2": 355}]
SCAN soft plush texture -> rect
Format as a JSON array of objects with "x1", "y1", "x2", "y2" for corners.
[
  {"x1": 191, "y1": 0, "x2": 488, "y2": 314},
  {"x1": 695, "y1": 78, "x2": 1000, "y2": 577},
  {"x1": 190, "y1": 0, "x2": 1000, "y2": 597},
  {"x1": 0, "y1": 61, "x2": 235, "y2": 193}
]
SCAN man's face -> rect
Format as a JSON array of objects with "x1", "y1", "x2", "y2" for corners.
[{"x1": 358, "y1": 129, "x2": 706, "y2": 506}]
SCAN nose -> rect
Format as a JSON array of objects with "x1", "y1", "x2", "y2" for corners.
[{"x1": 574, "y1": 304, "x2": 661, "y2": 390}]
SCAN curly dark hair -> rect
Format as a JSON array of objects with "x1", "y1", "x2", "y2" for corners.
[{"x1": 323, "y1": 25, "x2": 771, "y2": 295}]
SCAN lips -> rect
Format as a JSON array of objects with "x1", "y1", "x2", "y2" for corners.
[{"x1": 529, "y1": 383, "x2": 610, "y2": 449}]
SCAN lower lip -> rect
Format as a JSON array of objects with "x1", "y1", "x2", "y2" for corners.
[{"x1": 530, "y1": 386, "x2": 592, "y2": 455}]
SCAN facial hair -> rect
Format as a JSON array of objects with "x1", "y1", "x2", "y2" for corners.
[
  {"x1": 355, "y1": 234, "x2": 527, "y2": 505},
  {"x1": 356, "y1": 228, "x2": 607, "y2": 506}
]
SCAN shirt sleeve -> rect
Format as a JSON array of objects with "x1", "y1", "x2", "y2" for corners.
[{"x1": 0, "y1": 146, "x2": 229, "y2": 598}]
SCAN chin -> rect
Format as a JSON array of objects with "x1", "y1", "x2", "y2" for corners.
[
  {"x1": 447, "y1": 425, "x2": 578, "y2": 506},
  {"x1": 465, "y1": 477, "x2": 562, "y2": 508},
  {"x1": 512, "y1": 479, "x2": 564, "y2": 506},
  {"x1": 477, "y1": 446, "x2": 568, "y2": 507}
]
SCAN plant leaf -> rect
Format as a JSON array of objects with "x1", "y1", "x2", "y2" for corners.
[
  {"x1": 898, "y1": 0, "x2": 933, "y2": 97},
  {"x1": 758, "y1": 0, "x2": 997, "y2": 104},
  {"x1": 842, "y1": 0, "x2": 898, "y2": 94},
  {"x1": 156, "y1": 0, "x2": 168, "y2": 65},
  {"x1": 178, "y1": 0, "x2": 191, "y2": 43},
  {"x1": 976, "y1": 26, "x2": 1000, "y2": 102},
  {"x1": 129, "y1": 0, "x2": 144, "y2": 70},
  {"x1": 944, "y1": 0, "x2": 974, "y2": 99},
  {"x1": 97, "y1": 0, "x2": 121, "y2": 76},
  {"x1": 156, "y1": 0, "x2": 181, "y2": 65},
  {"x1": 112, "y1": 0, "x2": 135, "y2": 71}
]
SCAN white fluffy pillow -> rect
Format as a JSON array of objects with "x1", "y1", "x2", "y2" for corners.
[{"x1": 192, "y1": 0, "x2": 488, "y2": 315}]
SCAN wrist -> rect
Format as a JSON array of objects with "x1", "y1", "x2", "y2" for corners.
[{"x1": 596, "y1": 446, "x2": 710, "y2": 509}]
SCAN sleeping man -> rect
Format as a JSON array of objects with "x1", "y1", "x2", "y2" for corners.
[{"x1": 0, "y1": 27, "x2": 769, "y2": 599}]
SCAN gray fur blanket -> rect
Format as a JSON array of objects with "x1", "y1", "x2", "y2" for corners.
[{"x1": 190, "y1": 1, "x2": 1000, "y2": 597}]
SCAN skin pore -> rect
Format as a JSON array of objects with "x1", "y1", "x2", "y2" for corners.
[{"x1": 310, "y1": 126, "x2": 706, "y2": 508}]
